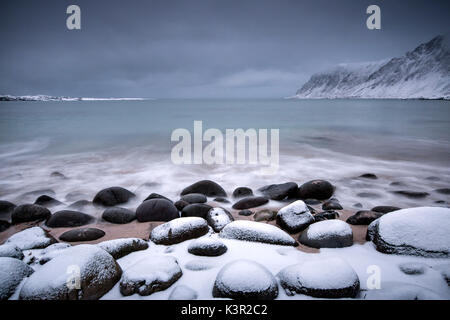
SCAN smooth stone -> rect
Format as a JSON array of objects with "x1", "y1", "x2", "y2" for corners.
[
  {"x1": 0, "y1": 243, "x2": 24, "y2": 260},
  {"x1": 322, "y1": 199, "x2": 343, "y2": 210},
  {"x1": 181, "y1": 203, "x2": 213, "y2": 219},
  {"x1": 238, "y1": 209, "x2": 253, "y2": 216},
  {"x1": 254, "y1": 209, "x2": 277, "y2": 222},
  {"x1": 0, "y1": 200, "x2": 16, "y2": 219},
  {"x1": 34, "y1": 195, "x2": 63, "y2": 207},
  {"x1": 299, "y1": 220, "x2": 353, "y2": 248},
  {"x1": 59, "y1": 228, "x2": 105, "y2": 242},
  {"x1": 357, "y1": 192, "x2": 382, "y2": 198},
  {"x1": 232, "y1": 187, "x2": 254, "y2": 198},
  {"x1": 276, "y1": 200, "x2": 314, "y2": 233},
  {"x1": 168, "y1": 285, "x2": 198, "y2": 300},
  {"x1": 206, "y1": 207, "x2": 234, "y2": 232},
  {"x1": 50, "y1": 171, "x2": 67, "y2": 179},
  {"x1": 150, "y1": 217, "x2": 209, "y2": 245},
  {"x1": 93, "y1": 186, "x2": 135, "y2": 206},
  {"x1": 6, "y1": 227, "x2": 57, "y2": 250},
  {"x1": 0, "y1": 257, "x2": 34, "y2": 300},
  {"x1": 353, "y1": 203, "x2": 363, "y2": 208},
  {"x1": 11, "y1": 204, "x2": 51, "y2": 224},
  {"x1": 304, "y1": 199, "x2": 321, "y2": 205},
  {"x1": 391, "y1": 190, "x2": 429, "y2": 198},
  {"x1": 174, "y1": 199, "x2": 189, "y2": 211},
  {"x1": 0, "y1": 220, "x2": 10, "y2": 232},
  {"x1": 102, "y1": 207, "x2": 136, "y2": 224},
  {"x1": 212, "y1": 260, "x2": 278, "y2": 300},
  {"x1": 398, "y1": 262, "x2": 429, "y2": 275},
  {"x1": 181, "y1": 193, "x2": 207, "y2": 204},
  {"x1": 314, "y1": 211, "x2": 339, "y2": 222},
  {"x1": 187, "y1": 237, "x2": 228, "y2": 256},
  {"x1": 97, "y1": 238, "x2": 148, "y2": 259},
  {"x1": 232, "y1": 196, "x2": 269, "y2": 210},
  {"x1": 296, "y1": 180, "x2": 334, "y2": 200},
  {"x1": 434, "y1": 188, "x2": 450, "y2": 195},
  {"x1": 371, "y1": 206, "x2": 401, "y2": 214},
  {"x1": 46, "y1": 210, "x2": 94, "y2": 228},
  {"x1": 136, "y1": 199, "x2": 179, "y2": 222},
  {"x1": 258, "y1": 182, "x2": 298, "y2": 201},
  {"x1": 359, "y1": 173, "x2": 378, "y2": 179},
  {"x1": 346, "y1": 210, "x2": 384, "y2": 225},
  {"x1": 213, "y1": 197, "x2": 230, "y2": 203},
  {"x1": 143, "y1": 193, "x2": 172, "y2": 202},
  {"x1": 67, "y1": 200, "x2": 92, "y2": 211},
  {"x1": 181, "y1": 180, "x2": 227, "y2": 197}
]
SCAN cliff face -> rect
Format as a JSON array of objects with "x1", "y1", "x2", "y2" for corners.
[{"x1": 295, "y1": 35, "x2": 450, "y2": 99}]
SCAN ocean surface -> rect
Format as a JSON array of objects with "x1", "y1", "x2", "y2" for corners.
[{"x1": 0, "y1": 99, "x2": 449, "y2": 216}]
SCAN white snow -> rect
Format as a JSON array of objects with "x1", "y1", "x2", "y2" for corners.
[
  {"x1": 97, "y1": 238, "x2": 148, "y2": 259},
  {"x1": 376, "y1": 207, "x2": 450, "y2": 254},
  {"x1": 168, "y1": 285, "x2": 198, "y2": 300},
  {"x1": 361, "y1": 282, "x2": 443, "y2": 300},
  {"x1": 206, "y1": 207, "x2": 234, "y2": 232},
  {"x1": 0, "y1": 257, "x2": 34, "y2": 300},
  {"x1": 305, "y1": 220, "x2": 353, "y2": 239},
  {"x1": 5, "y1": 227, "x2": 55, "y2": 250},
  {"x1": 276, "y1": 200, "x2": 314, "y2": 229},
  {"x1": 0, "y1": 243, "x2": 23, "y2": 259},
  {"x1": 151, "y1": 217, "x2": 208, "y2": 244},
  {"x1": 219, "y1": 220, "x2": 296, "y2": 246}
]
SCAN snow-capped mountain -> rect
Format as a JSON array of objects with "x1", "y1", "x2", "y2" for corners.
[{"x1": 294, "y1": 35, "x2": 450, "y2": 100}]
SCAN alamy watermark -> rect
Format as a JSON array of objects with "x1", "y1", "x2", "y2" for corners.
[{"x1": 171, "y1": 121, "x2": 279, "y2": 175}]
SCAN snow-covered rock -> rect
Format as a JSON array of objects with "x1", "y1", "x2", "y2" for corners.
[
  {"x1": 219, "y1": 220, "x2": 296, "y2": 246},
  {"x1": 277, "y1": 257, "x2": 360, "y2": 298},
  {"x1": 212, "y1": 260, "x2": 278, "y2": 300},
  {"x1": 150, "y1": 217, "x2": 209, "y2": 245},
  {"x1": 0, "y1": 257, "x2": 34, "y2": 300},
  {"x1": 19, "y1": 244, "x2": 122, "y2": 300},
  {"x1": 31, "y1": 243, "x2": 72, "y2": 265},
  {"x1": 168, "y1": 285, "x2": 198, "y2": 300},
  {"x1": 184, "y1": 259, "x2": 218, "y2": 271},
  {"x1": 398, "y1": 262, "x2": 429, "y2": 275},
  {"x1": 97, "y1": 238, "x2": 148, "y2": 259},
  {"x1": 119, "y1": 255, "x2": 182, "y2": 296},
  {"x1": 206, "y1": 207, "x2": 234, "y2": 232},
  {"x1": 367, "y1": 207, "x2": 450, "y2": 257},
  {"x1": 361, "y1": 282, "x2": 444, "y2": 300},
  {"x1": 6, "y1": 227, "x2": 57, "y2": 250},
  {"x1": 294, "y1": 35, "x2": 450, "y2": 100},
  {"x1": 276, "y1": 200, "x2": 315, "y2": 233},
  {"x1": 298, "y1": 220, "x2": 353, "y2": 248},
  {"x1": 187, "y1": 237, "x2": 228, "y2": 256},
  {"x1": 0, "y1": 243, "x2": 23, "y2": 260}
]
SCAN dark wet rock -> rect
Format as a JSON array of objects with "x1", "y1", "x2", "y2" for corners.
[
  {"x1": 11, "y1": 204, "x2": 51, "y2": 224},
  {"x1": 357, "y1": 192, "x2": 382, "y2": 199},
  {"x1": 119, "y1": 255, "x2": 181, "y2": 296},
  {"x1": 102, "y1": 207, "x2": 136, "y2": 224},
  {"x1": 19, "y1": 244, "x2": 121, "y2": 300},
  {"x1": 59, "y1": 228, "x2": 105, "y2": 242},
  {"x1": 174, "y1": 200, "x2": 189, "y2": 211},
  {"x1": 181, "y1": 203, "x2": 213, "y2": 219},
  {"x1": 276, "y1": 200, "x2": 314, "y2": 233},
  {"x1": 238, "y1": 209, "x2": 253, "y2": 216},
  {"x1": 435, "y1": 200, "x2": 446, "y2": 204},
  {"x1": 97, "y1": 238, "x2": 148, "y2": 259},
  {"x1": 68, "y1": 200, "x2": 92, "y2": 210},
  {"x1": 206, "y1": 207, "x2": 234, "y2": 232},
  {"x1": 6, "y1": 227, "x2": 57, "y2": 250},
  {"x1": 150, "y1": 217, "x2": 209, "y2": 245},
  {"x1": 304, "y1": 199, "x2": 321, "y2": 205},
  {"x1": 188, "y1": 237, "x2": 228, "y2": 256},
  {"x1": 219, "y1": 220, "x2": 296, "y2": 246},
  {"x1": 435, "y1": 188, "x2": 450, "y2": 195},
  {"x1": 143, "y1": 193, "x2": 172, "y2": 202},
  {"x1": 353, "y1": 203, "x2": 363, "y2": 208},
  {"x1": 0, "y1": 220, "x2": 10, "y2": 232},
  {"x1": 232, "y1": 187, "x2": 254, "y2": 198},
  {"x1": 46, "y1": 210, "x2": 94, "y2": 228},
  {"x1": 213, "y1": 260, "x2": 278, "y2": 300},
  {"x1": 347, "y1": 210, "x2": 384, "y2": 225},
  {"x1": 371, "y1": 206, "x2": 401, "y2": 214},
  {"x1": 181, "y1": 180, "x2": 227, "y2": 197},
  {"x1": 0, "y1": 200, "x2": 16, "y2": 220},
  {"x1": 299, "y1": 220, "x2": 353, "y2": 248},
  {"x1": 34, "y1": 195, "x2": 64, "y2": 207},
  {"x1": 398, "y1": 262, "x2": 428, "y2": 275},
  {"x1": 0, "y1": 257, "x2": 34, "y2": 300},
  {"x1": 213, "y1": 197, "x2": 230, "y2": 203},
  {"x1": 307, "y1": 205, "x2": 317, "y2": 214},
  {"x1": 93, "y1": 186, "x2": 135, "y2": 207},
  {"x1": 136, "y1": 199, "x2": 179, "y2": 222},
  {"x1": 180, "y1": 193, "x2": 207, "y2": 204},
  {"x1": 232, "y1": 196, "x2": 269, "y2": 210},
  {"x1": 277, "y1": 258, "x2": 360, "y2": 298},
  {"x1": 50, "y1": 171, "x2": 67, "y2": 179},
  {"x1": 254, "y1": 209, "x2": 277, "y2": 222},
  {"x1": 367, "y1": 207, "x2": 450, "y2": 257},
  {"x1": 0, "y1": 243, "x2": 24, "y2": 260},
  {"x1": 314, "y1": 211, "x2": 339, "y2": 222},
  {"x1": 391, "y1": 190, "x2": 429, "y2": 198},
  {"x1": 258, "y1": 182, "x2": 298, "y2": 201},
  {"x1": 296, "y1": 180, "x2": 334, "y2": 200},
  {"x1": 425, "y1": 176, "x2": 440, "y2": 181},
  {"x1": 322, "y1": 199, "x2": 343, "y2": 210},
  {"x1": 168, "y1": 285, "x2": 198, "y2": 300},
  {"x1": 389, "y1": 181, "x2": 407, "y2": 187},
  {"x1": 359, "y1": 173, "x2": 378, "y2": 179}
]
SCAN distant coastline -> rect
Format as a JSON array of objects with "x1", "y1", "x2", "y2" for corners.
[{"x1": 0, "y1": 95, "x2": 153, "y2": 102}]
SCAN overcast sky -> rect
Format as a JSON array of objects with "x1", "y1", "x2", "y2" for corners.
[{"x1": 0, "y1": 0, "x2": 449, "y2": 98}]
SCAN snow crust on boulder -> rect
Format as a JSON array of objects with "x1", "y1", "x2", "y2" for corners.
[
  {"x1": 119, "y1": 255, "x2": 182, "y2": 296},
  {"x1": 276, "y1": 200, "x2": 314, "y2": 233},
  {"x1": 0, "y1": 257, "x2": 34, "y2": 300},
  {"x1": 0, "y1": 243, "x2": 24, "y2": 260},
  {"x1": 361, "y1": 282, "x2": 444, "y2": 300},
  {"x1": 187, "y1": 237, "x2": 228, "y2": 256},
  {"x1": 97, "y1": 238, "x2": 149, "y2": 259},
  {"x1": 277, "y1": 257, "x2": 360, "y2": 298},
  {"x1": 19, "y1": 244, "x2": 122, "y2": 300},
  {"x1": 150, "y1": 217, "x2": 209, "y2": 245},
  {"x1": 206, "y1": 207, "x2": 234, "y2": 232},
  {"x1": 168, "y1": 285, "x2": 198, "y2": 300},
  {"x1": 299, "y1": 220, "x2": 353, "y2": 248},
  {"x1": 368, "y1": 207, "x2": 450, "y2": 257},
  {"x1": 219, "y1": 220, "x2": 296, "y2": 246},
  {"x1": 212, "y1": 259, "x2": 278, "y2": 300},
  {"x1": 6, "y1": 227, "x2": 57, "y2": 250}
]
